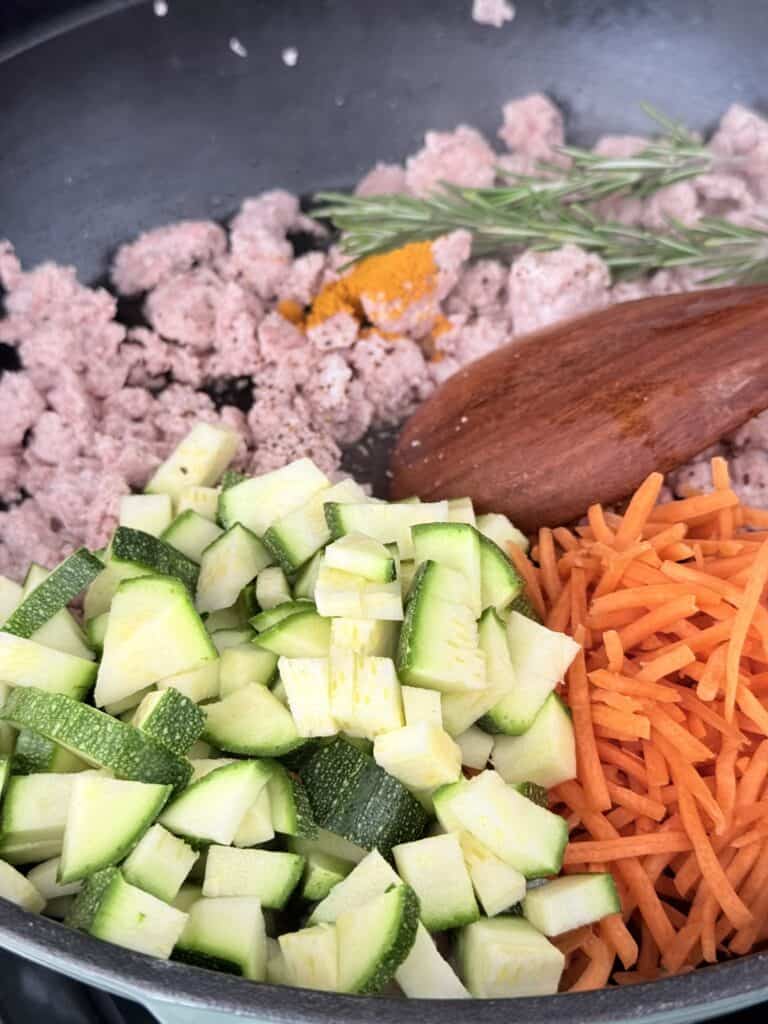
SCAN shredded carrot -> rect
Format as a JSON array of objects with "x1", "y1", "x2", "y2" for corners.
[
  {"x1": 650, "y1": 490, "x2": 739, "y2": 525},
  {"x1": 637, "y1": 644, "x2": 696, "y2": 682},
  {"x1": 587, "y1": 504, "x2": 616, "y2": 546},
  {"x1": 589, "y1": 669, "x2": 680, "y2": 704},
  {"x1": 505, "y1": 542, "x2": 547, "y2": 621},
  {"x1": 563, "y1": 833, "x2": 692, "y2": 864},
  {"x1": 726, "y1": 540, "x2": 768, "y2": 721},
  {"x1": 617, "y1": 595, "x2": 698, "y2": 652},
  {"x1": 614, "y1": 473, "x2": 664, "y2": 551}
]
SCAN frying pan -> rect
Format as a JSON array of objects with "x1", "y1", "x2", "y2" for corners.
[{"x1": 2, "y1": 0, "x2": 768, "y2": 1020}]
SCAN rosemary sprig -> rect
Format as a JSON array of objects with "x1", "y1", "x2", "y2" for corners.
[{"x1": 313, "y1": 107, "x2": 768, "y2": 282}]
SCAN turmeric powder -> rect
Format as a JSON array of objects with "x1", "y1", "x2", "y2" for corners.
[{"x1": 306, "y1": 240, "x2": 437, "y2": 329}]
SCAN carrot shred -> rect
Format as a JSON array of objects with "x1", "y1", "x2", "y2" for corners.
[
  {"x1": 587, "y1": 504, "x2": 616, "y2": 547},
  {"x1": 614, "y1": 473, "x2": 664, "y2": 551},
  {"x1": 726, "y1": 539, "x2": 768, "y2": 721},
  {"x1": 538, "y1": 527, "x2": 562, "y2": 605},
  {"x1": 650, "y1": 490, "x2": 739, "y2": 525},
  {"x1": 505, "y1": 542, "x2": 547, "y2": 621},
  {"x1": 604, "y1": 630, "x2": 624, "y2": 673}
]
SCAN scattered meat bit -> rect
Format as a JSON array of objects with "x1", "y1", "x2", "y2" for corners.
[
  {"x1": 355, "y1": 163, "x2": 408, "y2": 197},
  {"x1": 472, "y1": 0, "x2": 515, "y2": 28},
  {"x1": 710, "y1": 104, "x2": 768, "y2": 200},
  {"x1": 307, "y1": 311, "x2": 359, "y2": 351},
  {"x1": 0, "y1": 452, "x2": 22, "y2": 502},
  {"x1": 0, "y1": 500, "x2": 77, "y2": 582},
  {"x1": 0, "y1": 240, "x2": 22, "y2": 292},
  {"x1": 508, "y1": 244, "x2": 611, "y2": 334},
  {"x1": 230, "y1": 191, "x2": 320, "y2": 239},
  {"x1": 225, "y1": 225, "x2": 293, "y2": 300},
  {"x1": 729, "y1": 408, "x2": 768, "y2": 450},
  {"x1": 405, "y1": 126, "x2": 496, "y2": 196},
  {"x1": 728, "y1": 449, "x2": 768, "y2": 507},
  {"x1": 694, "y1": 172, "x2": 753, "y2": 214},
  {"x1": 592, "y1": 135, "x2": 649, "y2": 159},
  {"x1": 124, "y1": 326, "x2": 203, "y2": 388},
  {"x1": 451, "y1": 259, "x2": 507, "y2": 312},
  {"x1": 432, "y1": 230, "x2": 473, "y2": 298},
  {"x1": 0, "y1": 373, "x2": 46, "y2": 449},
  {"x1": 247, "y1": 393, "x2": 340, "y2": 476},
  {"x1": 347, "y1": 332, "x2": 434, "y2": 424},
  {"x1": 257, "y1": 312, "x2": 309, "y2": 362},
  {"x1": 668, "y1": 444, "x2": 728, "y2": 497},
  {"x1": 205, "y1": 281, "x2": 263, "y2": 378},
  {"x1": 609, "y1": 279, "x2": 652, "y2": 304},
  {"x1": 642, "y1": 181, "x2": 700, "y2": 230},
  {"x1": 498, "y1": 93, "x2": 566, "y2": 165},
  {"x1": 278, "y1": 252, "x2": 326, "y2": 306},
  {"x1": 111, "y1": 221, "x2": 227, "y2": 295},
  {"x1": 144, "y1": 268, "x2": 220, "y2": 350},
  {"x1": 301, "y1": 353, "x2": 373, "y2": 446},
  {"x1": 451, "y1": 313, "x2": 511, "y2": 364}
]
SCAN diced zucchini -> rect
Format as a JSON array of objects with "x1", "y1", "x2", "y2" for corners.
[
  {"x1": 203, "y1": 684, "x2": 303, "y2": 757},
  {"x1": 203, "y1": 846, "x2": 305, "y2": 909},
  {"x1": 263, "y1": 477, "x2": 367, "y2": 573},
  {"x1": 219, "y1": 645, "x2": 277, "y2": 696},
  {"x1": 122, "y1": 824, "x2": 198, "y2": 902},
  {"x1": 1, "y1": 772, "x2": 77, "y2": 846},
  {"x1": 94, "y1": 575, "x2": 216, "y2": 708},
  {"x1": 119, "y1": 494, "x2": 173, "y2": 537},
  {"x1": 205, "y1": 605, "x2": 246, "y2": 632},
  {"x1": 279, "y1": 657, "x2": 337, "y2": 737},
  {"x1": 175, "y1": 485, "x2": 220, "y2": 521},
  {"x1": 27, "y1": 856, "x2": 83, "y2": 900},
  {"x1": 395, "y1": 923, "x2": 471, "y2": 999},
  {"x1": 0, "y1": 688, "x2": 192, "y2": 791},
  {"x1": 255, "y1": 566, "x2": 292, "y2": 610},
  {"x1": 476, "y1": 512, "x2": 529, "y2": 553},
  {"x1": 250, "y1": 600, "x2": 314, "y2": 632},
  {"x1": 110, "y1": 526, "x2": 199, "y2": 594},
  {"x1": 442, "y1": 608, "x2": 514, "y2": 738},
  {"x1": 325, "y1": 500, "x2": 449, "y2": 560},
  {"x1": 393, "y1": 833, "x2": 479, "y2": 931},
  {"x1": 308, "y1": 849, "x2": 399, "y2": 925},
  {"x1": 373, "y1": 723, "x2": 461, "y2": 791},
  {"x1": 300, "y1": 848, "x2": 352, "y2": 902},
  {"x1": 265, "y1": 761, "x2": 317, "y2": 839},
  {"x1": 233, "y1": 786, "x2": 274, "y2": 847},
  {"x1": 324, "y1": 532, "x2": 396, "y2": 583},
  {"x1": 492, "y1": 693, "x2": 576, "y2": 789},
  {"x1": 448, "y1": 770, "x2": 568, "y2": 878},
  {"x1": 85, "y1": 612, "x2": 109, "y2": 654},
  {"x1": 254, "y1": 608, "x2": 331, "y2": 657},
  {"x1": 279, "y1": 922, "x2": 338, "y2": 992},
  {"x1": 218, "y1": 458, "x2": 329, "y2": 535},
  {"x1": 523, "y1": 872, "x2": 621, "y2": 936},
  {"x1": 329, "y1": 651, "x2": 403, "y2": 740},
  {"x1": 0, "y1": 683, "x2": 16, "y2": 758},
  {"x1": 0, "y1": 837, "x2": 63, "y2": 865},
  {"x1": 13, "y1": 730, "x2": 89, "y2": 775},
  {"x1": 396, "y1": 562, "x2": 485, "y2": 694},
  {"x1": 412, "y1": 522, "x2": 482, "y2": 618},
  {"x1": 67, "y1": 867, "x2": 188, "y2": 959},
  {"x1": 161, "y1": 510, "x2": 223, "y2": 563},
  {"x1": 175, "y1": 896, "x2": 266, "y2": 979},
  {"x1": 315, "y1": 565, "x2": 403, "y2": 621},
  {"x1": 132, "y1": 688, "x2": 205, "y2": 756},
  {"x1": 481, "y1": 612, "x2": 580, "y2": 735},
  {"x1": 83, "y1": 551, "x2": 144, "y2": 622},
  {"x1": 402, "y1": 687, "x2": 442, "y2": 727},
  {"x1": 173, "y1": 883, "x2": 203, "y2": 912},
  {"x1": 210, "y1": 627, "x2": 253, "y2": 653},
  {"x1": 0, "y1": 758, "x2": 9, "y2": 803},
  {"x1": 287, "y1": 828, "x2": 366, "y2": 867},
  {"x1": 160, "y1": 760, "x2": 271, "y2": 846},
  {"x1": 157, "y1": 660, "x2": 220, "y2": 704},
  {"x1": 509, "y1": 591, "x2": 543, "y2": 623},
  {"x1": 292, "y1": 549, "x2": 324, "y2": 600},
  {"x1": 479, "y1": 533, "x2": 524, "y2": 616},
  {"x1": 456, "y1": 726, "x2": 493, "y2": 770},
  {"x1": 196, "y1": 524, "x2": 272, "y2": 615},
  {"x1": 336, "y1": 883, "x2": 419, "y2": 994},
  {"x1": 447, "y1": 496, "x2": 476, "y2": 526},
  {"x1": 457, "y1": 916, "x2": 564, "y2": 997},
  {"x1": 0, "y1": 633, "x2": 96, "y2": 700},
  {"x1": 458, "y1": 830, "x2": 526, "y2": 917},
  {"x1": 0, "y1": 859, "x2": 45, "y2": 912},
  {"x1": 298, "y1": 737, "x2": 428, "y2": 856},
  {"x1": 59, "y1": 774, "x2": 171, "y2": 883},
  {"x1": 0, "y1": 576, "x2": 23, "y2": 624},
  {"x1": 2, "y1": 550, "x2": 103, "y2": 642},
  {"x1": 329, "y1": 617, "x2": 397, "y2": 657},
  {"x1": 146, "y1": 423, "x2": 239, "y2": 501}
]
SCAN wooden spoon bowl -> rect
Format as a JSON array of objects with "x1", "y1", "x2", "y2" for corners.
[{"x1": 390, "y1": 286, "x2": 768, "y2": 531}]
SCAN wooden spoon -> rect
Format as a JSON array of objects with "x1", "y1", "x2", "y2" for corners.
[{"x1": 389, "y1": 285, "x2": 768, "y2": 531}]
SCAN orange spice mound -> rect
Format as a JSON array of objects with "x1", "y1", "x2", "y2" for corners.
[
  {"x1": 305, "y1": 240, "x2": 437, "y2": 328},
  {"x1": 276, "y1": 298, "x2": 305, "y2": 325},
  {"x1": 508, "y1": 458, "x2": 768, "y2": 990}
]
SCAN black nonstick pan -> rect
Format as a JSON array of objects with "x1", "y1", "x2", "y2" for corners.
[{"x1": 3, "y1": 1, "x2": 768, "y2": 1021}]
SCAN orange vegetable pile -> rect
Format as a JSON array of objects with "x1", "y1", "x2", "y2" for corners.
[{"x1": 513, "y1": 458, "x2": 768, "y2": 989}]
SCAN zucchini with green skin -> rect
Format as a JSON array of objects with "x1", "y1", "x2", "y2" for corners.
[
  {"x1": 336, "y1": 883, "x2": 420, "y2": 995},
  {"x1": 249, "y1": 600, "x2": 314, "y2": 632},
  {"x1": 203, "y1": 846, "x2": 305, "y2": 908},
  {"x1": 0, "y1": 688, "x2": 192, "y2": 792},
  {"x1": 2, "y1": 549, "x2": 103, "y2": 640},
  {"x1": 174, "y1": 895, "x2": 266, "y2": 980},
  {"x1": 292, "y1": 549, "x2": 323, "y2": 600},
  {"x1": 324, "y1": 532, "x2": 397, "y2": 583},
  {"x1": 478, "y1": 533, "x2": 524, "y2": 616},
  {"x1": 254, "y1": 608, "x2": 331, "y2": 657},
  {"x1": 0, "y1": 633, "x2": 96, "y2": 700},
  {"x1": 308, "y1": 848, "x2": 398, "y2": 925},
  {"x1": 218, "y1": 458, "x2": 330, "y2": 536},
  {"x1": 67, "y1": 867, "x2": 188, "y2": 959},
  {"x1": 412, "y1": 522, "x2": 483, "y2": 618},
  {"x1": 324, "y1": 500, "x2": 449, "y2": 560},
  {"x1": 159, "y1": 760, "x2": 271, "y2": 846},
  {"x1": 12, "y1": 730, "x2": 89, "y2": 775},
  {"x1": 0, "y1": 859, "x2": 45, "y2": 912},
  {"x1": 0, "y1": 836, "x2": 63, "y2": 865},
  {"x1": 196, "y1": 524, "x2": 272, "y2": 614},
  {"x1": 203, "y1": 684, "x2": 304, "y2": 757},
  {"x1": 476, "y1": 512, "x2": 529, "y2": 554},
  {"x1": 145, "y1": 422, "x2": 239, "y2": 501},
  {"x1": 161, "y1": 510, "x2": 223, "y2": 563},
  {"x1": 393, "y1": 833, "x2": 479, "y2": 931},
  {"x1": 457, "y1": 916, "x2": 565, "y2": 997},
  {"x1": 265, "y1": 761, "x2": 317, "y2": 839},
  {"x1": 492, "y1": 693, "x2": 576, "y2": 789},
  {"x1": 119, "y1": 494, "x2": 173, "y2": 538},
  {"x1": 122, "y1": 824, "x2": 198, "y2": 903},
  {"x1": 18, "y1": 564, "x2": 95, "y2": 662},
  {"x1": 522, "y1": 872, "x2": 620, "y2": 936},
  {"x1": 508, "y1": 591, "x2": 543, "y2": 623},
  {"x1": 300, "y1": 848, "x2": 353, "y2": 901},
  {"x1": 219, "y1": 644, "x2": 277, "y2": 696},
  {"x1": 132, "y1": 688, "x2": 206, "y2": 756},
  {"x1": 279, "y1": 922, "x2": 338, "y2": 992},
  {"x1": 59, "y1": 774, "x2": 172, "y2": 883},
  {"x1": 111, "y1": 527, "x2": 199, "y2": 594}
]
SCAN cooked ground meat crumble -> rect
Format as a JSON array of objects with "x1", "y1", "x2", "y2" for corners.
[{"x1": 2, "y1": 93, "x2": 768, "y2": 579}]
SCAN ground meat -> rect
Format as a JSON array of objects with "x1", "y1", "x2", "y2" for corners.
[
  {"x1": 668, "y1": 446, "x2": 728, "y2": 498},
  {"x1": 710, "y1": 104, "x2": 768, "y2": 200},
  {"x1": 0, "y1": 500, "x2": 77, "y2": 581},
  {"x1": 0, "y1": 240, "x2": 21, "y2": 292},
  {"x1": 449, "y1": 259, "x2": 507, "y2": 314},
  {"x1": 246, "y1": 393, "x2": 340, "y2": 476},
  {"x1": 347, "y1": 333, "x2": 434, "y2": 424},
  {"x1": 508, "y1": 244, "x2": 611, "y2": 334},
  {"x1": 144, "y1": 269, "x2": 220, "y2": 350},
  {"x1": 301, "y1": 353, "x2": 373, "y2": 445},
  {"x1": 405, "y1": 126, "x2": 496, "y2": 196},
  {"x1": 124, "y1": 327, "x2": 203, "y2": 388},
  {"x1": 205, "y1": 281, "x2": 263, "y2": 379},
  {"x1": 307, "y1": 311, "x2": 359, "y2": 351},
  {"x1": 0, "y1": 453, "x2": 22, "y2": 502},
  {"x1": 278, "y1": 252, "x2": 326, "y2": 306},
  {"x1": 111, "y1": 221, "x2": 227, "y2": 295},
  {"x1": 472, "y1": 0, "x2": 515, "y2": 28},
  {"x1": 498, "y1": 93, "x2": 566, "y2": 164},
  {"x1": 355, "y1": 163, "x2": 408, "y2": 197},
  {"x1": 728, "y1": 450, "x2": 768, "y2": 507},
  {"x1": 642, "y1": 181, "x2": 701, "y2": 231},
  {"x1": 0, "y1": 373, "x2": 46, "y2": 449},
  {"x1": 257, "y1": 312, "x2": 309, "y2": 361}
]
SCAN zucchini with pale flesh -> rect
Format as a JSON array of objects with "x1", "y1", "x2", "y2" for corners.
[
  {"x1": 156, "y1": 660, "x2": 221, "y2": 704},
  {"x1": 457, "y1": 916, "x2": 564, "y2": 997},
  {"x1": 0, "y1": 688, "x2": 192, "y2": 791},
  {"x1": 27, "y1": 856, "x2": 83, "y2": 900},
  {"x1": 395, "y1": 923, "x2": 471, "y2": 999},
  {"x1": 59, "y1": 774, "x2": 172, "y2": 883},
  {"x1": 160, "y1": 760, "x2": 270, "y2": 846},
  {"x1": 110, "y1": 526, "x2": 199, "y2": 594},
  {"x1": 447, "y1": 496, "x2": 476, "y2": 526},
  {"x1": 329, "y1": 650, "x2": 404, "y2": 740},
  {"x1": 85, "y1": 612, "x2": 109, "y2": 654},
  {"x1": 17, "y1": 563, "x2": 95, "y2": 661},
  {"x1": 161, "y1": 510, "x2": 223, "y2": 563},
  {"x1": 279, "y1": 657, "x2": 337, "y2": 737},
  {"x1": 314, "y1": 564, "x2": 403, "y2": 621},
  {"x1": 0, "y1": 633, "x2": 96, "y2": 700},
  {"x1": 325, "y1": 500, "x2": 449, "y2": 560},
  {"x1": 478, "y1": 533, "x2": 524, "y2": 615},
  {"x1": 455, "y1": 726, "x2": 493, "y2": 770},
  {"x1": 203, "y1": 684, "x2": 303, "y2": 757},
  {"x1": 119, "y1": 494, "x2": 173, "y2": 537},
  {"x1": 94, "y1": 575, "x2": 216, "y2": 709},
  {"x1": 203, "y1": 846, "x2": 305, "y2": 908},
  {"x1": 1, "y1": 771, "x2": 78, "y2": 848},
  {"x1": 279, "y1": 922, "x2": 338, "y2": 992},
  {"x1": 373, "y1": 722, "x2": 461, "y2": 791},
  {"x1": 393, "y1": 833, "x2": 479, "y2": 931},
  {"x1": 329, "y1": 616, "x2": 398, "y2": 657},
  {"x1": 233, "y1": 785, "x2": 274, "y2": 847},
  {"x1": 0, "y1": 576, "x2": 22, "y2": 624},
  {"x1": 175, "y1": 485, "x2": 220, "y2": 522},
  {"x1": 254, "y1": 608, "x2": 331, "y2": 657},
  {"x1": 459, "y1": 829, "x2": 527, "y2": 917},
  {"x1": 401, "y1": 686, "x2": 443, "y2": 727},
  {"x1": 287, "y1": 828, "x2": 365, "y2": 867},
  {"x1": 300, "y1": 848, "x2": 353, "y2": 901},
  {"x1": 219, "y1": 644, "x2": 277, "y2": 695},
  {"x1": 336, "y1": 883, "x2": 420, "y2": 994},
  {"x1": 145, "y1": 422, "x2": 238, "y2": 501},
  {"x1": 249, "y1": 600, "x2": 314, "y2": 632},
  {"x1": 132, "y1": 687, "x2": 206, "y2": 756},
  {"x1": 308, "y1": 848, "x2": 398, "y2": 924},
  {"x1": 255, "y1": 565, "x2": 292, "y2": 610},
  {"x1": 293, "y1": 549, "x2": 324, "y2": 600},
  {"x1": 2, "y1": 549, "x2": 103, "y2": 640},
  {"x1": 0, "y1": 859, "x2": 45, "y2": 912},
  {"x1": 210, "y1": 626, "x2": 253, "y2": 653},
  {"x1": 492, "y1": 693, "x2": 576, "y2": 789},
  {"x1": 412, "y1": 522, "x2": 482, "y2": 618},
  {"x1": 476, "y1": 512, "x2": 529, "y2": 553},
  {"x1": 218, "y1": 457, "x2": 329, "y2": 535},
  {"x1": 122, "y1": 824, "x2": 198, "y2": 902},
  {"x1": 324, "y1": 532, "x2": 397, "y2": 583},
  {"x1": 196, "y1": 524, "x2": 272, "y2": 614},
  {"x1": 67, "y1": 867, "x2": 188, "y2": 959},
  {"x1": 522, "y1": 872, "x2": 620, "y2": 936},
  {"x1": 176, "y1": 896, "x2": 267, "y2": 979},
  {"x1": 265, "y1": 760, "x2": 317, "y2": 839}
]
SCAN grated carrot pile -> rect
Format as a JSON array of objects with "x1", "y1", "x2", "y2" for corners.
[{"x1": 515, "y1": 462, "x2": 768, "y2": 990}]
